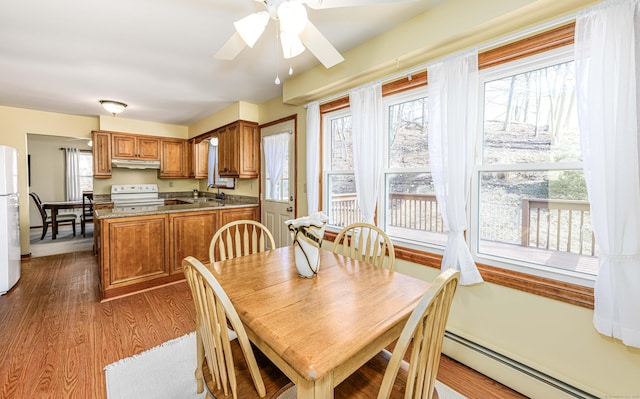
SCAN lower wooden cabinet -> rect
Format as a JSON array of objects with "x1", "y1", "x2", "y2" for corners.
[
  {"x1": 98, "y1": 206, "x2": 258, "y2": 300},
  {"x1": 219, "y1": 207, "x2": 258, "y2": 226},
  {"x1": 99, "y1": 214, "x2": 170, "y2": 299},
  {"x1": 169, "y1": 210, "x2": 217, "y2": 275}
]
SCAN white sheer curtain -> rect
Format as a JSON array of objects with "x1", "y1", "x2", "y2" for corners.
[
  {"x1": 349, "y1": 83, "x2": 383, "y2": 224},
  {"x1": 208, "y1": 138, "x2": 233, "y2": 188},
  {"x1": 207, "y1": 139, "x2": 217, "y2": 186},
  {"x1": 263, "y1": 132, "x2": 290, "y2": 200},
  {"x1": 306, "y1": 101, "x2": 320, "y2": 213},
  {"x1": 427, "y1": 51, "x2": 483, "y2": 286},
  {"x1": 575, "y1": 0, "x2": 640, "y2": 347},
  {"x1": 64, "y1": 148, "x2": 81, "y2": 201}
]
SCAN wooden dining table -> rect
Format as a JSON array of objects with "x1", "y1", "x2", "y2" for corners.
[
  {"x1": 42, "y1": 200, "x2": 83, "y2": 239},
  {"x1": 206, "y1": 246, "x2": 432, "y2": 399}
]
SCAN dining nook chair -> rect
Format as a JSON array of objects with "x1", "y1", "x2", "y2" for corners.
[
  {"x1": 182, "y1": 256, "x2": 290, "y2": 399},
  {"x1": 80, "y1": 191, "x2": 93, "y2": 237},
  {"x1": 29, "y1": 192, "x2": 77, "y2": 240},
  {"x1": 209, "y1": 220, "x2": 276, "y2": 263},
  {"x1": 332, "y1": 222, "x2": 396, "y2": 270},
  {"x1": 275, "y1": 268, "x2": 460, "y2": 399}
]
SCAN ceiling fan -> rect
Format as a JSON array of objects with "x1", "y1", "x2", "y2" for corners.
[{"x1": 215, "y1": 0, "x2": 418, "y2": 69}]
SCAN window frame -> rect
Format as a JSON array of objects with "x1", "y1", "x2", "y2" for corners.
[
  {"x1": 470, "y1": 45, "x2": 595, "y2": 288},
  {"x1": 322, "y1": 108, "x2": 360, "y2": 229},
  {"x1": 380, "y1": 87, "x2": 448, "y2": 251}
]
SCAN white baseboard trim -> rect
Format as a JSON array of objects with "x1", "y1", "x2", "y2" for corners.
[{"x1": 442, "y1": 332, "x2": 599, "y2": 399}]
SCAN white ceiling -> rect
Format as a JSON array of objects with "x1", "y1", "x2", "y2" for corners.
[{"x1": 0, "y1": 0, "x2": 440, "y2": 126}]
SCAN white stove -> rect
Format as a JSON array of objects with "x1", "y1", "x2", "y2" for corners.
[{"x1": 111, "y1": 184, "x2": 165, "y2": 208}]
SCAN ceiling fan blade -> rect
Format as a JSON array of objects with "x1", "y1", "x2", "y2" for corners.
[
  {"x1": 302, "y1": 0, "x2": 418, "y2": 9},
  {"x1": 214, "y1": 32, "x2": 247, "y2": 60},
  {"x1": 299, "y1": 21, "x2": 344, "y2": 68}
]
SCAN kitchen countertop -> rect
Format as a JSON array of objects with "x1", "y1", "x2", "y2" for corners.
[{"x1": 95, "y1": 195, "x2": 258, "y2": 219}]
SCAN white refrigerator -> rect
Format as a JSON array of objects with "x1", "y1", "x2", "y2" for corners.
[{"x1": 0, "y1": 145, "x2": 21, "y2": 295}]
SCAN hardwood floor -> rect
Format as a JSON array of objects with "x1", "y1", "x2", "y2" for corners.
[{"x1": 0, "y1": 251, "x2": 527, "y2": 398}]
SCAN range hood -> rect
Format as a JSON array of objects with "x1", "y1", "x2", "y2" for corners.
[{"x1": 111, "y1": 159, "x2": 161, "y2": 169}]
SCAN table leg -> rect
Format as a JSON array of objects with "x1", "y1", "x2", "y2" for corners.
[{"x1": 51, "y1": 209, "x2": 58, "y2": 240}]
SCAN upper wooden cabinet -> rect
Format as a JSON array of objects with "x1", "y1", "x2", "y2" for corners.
[
  {"x1": 191, "y1": 139, "x2": 209, "y2": 179},
  {"x1": 92, "y1": 131, "x2": 112, "y2": 178},
  {"x1": 112, "y1": 133, "x2": 160, "y2": 160},
  {"x1": 159, "y1": 138, "x2": 187, "y2": 178},
  {"x1": 217, "y1": 120, "x2": 259, "y2": 178}
]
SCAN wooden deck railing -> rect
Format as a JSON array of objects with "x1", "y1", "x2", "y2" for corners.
[
  {"x1": 521, "y1": 198, "x2": 596, "y2": 256},
  {"x1": 388, "y1": 193, "x2": 444, "y2": 233},
  {"x1": 329, "y1": 193, "x2": 364, "y2": 227},
  {"x1": 330, "y1": 194, "x2": 596, "y2": 257}
]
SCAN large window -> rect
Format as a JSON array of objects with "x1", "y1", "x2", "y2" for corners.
[
  {"x1": 471, "y1": 46, "x2": 596, "y2": 279},
  {"x1": 382, "y1": 92, "x2": 446, "y2": 247},
  {"x1": 323, "y1": 110, "x2": 362, "y2": 227},
  {"x1": 323, "y1": 90, "x2": 446, "y2": 247},
  {"x1": 320, "y1": 24, "x2": 596, "y2": 291},
  {"x1": 78, "y1": 151, "x2": 93, "y2": 192}
]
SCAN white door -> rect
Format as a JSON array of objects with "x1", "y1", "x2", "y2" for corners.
[{"x1": 261, "y1": 118, "x2": 296, "y2": 248}]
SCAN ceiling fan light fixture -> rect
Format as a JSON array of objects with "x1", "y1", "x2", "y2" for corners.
[
  {"x1": 280, "y1": 31, "x2": 305, "y2": 59},
  {"x1": 234, "y1": 11, "x2": 270, "y2": 47},
  {"x1": 100, "y1": 100, "x2": 127, "y2": 116},
  {"x1": 277, "y1": 1, "x2": 308, "y2": 35}
]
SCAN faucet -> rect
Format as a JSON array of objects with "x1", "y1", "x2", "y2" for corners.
[{"x1": 208, "y1": 184, "x2": 225, "y2": 201}]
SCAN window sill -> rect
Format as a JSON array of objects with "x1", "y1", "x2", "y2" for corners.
[{"x1": 324, "y1": 231, "x2": 594, "y2": 309}]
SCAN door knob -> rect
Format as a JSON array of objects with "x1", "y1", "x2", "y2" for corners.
[{"x1": 286, "y1": 207, "x2": 293, "y2": 212}]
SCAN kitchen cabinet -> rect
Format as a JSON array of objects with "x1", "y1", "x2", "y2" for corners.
[
  {"x1": 97, "y1": 205, "x2": 258, "y2": 300},
  {"x1": 219, "y1": 206, "x2": 258, "y2": 227},
  {"x1": 169, "y1": 210, "x2": 217, "y2": 275},
  {"x1": 191, "y1": 139, "x2": 209, "y2": 179},
  {"x1": 112, "y1": 133, "x2": 160, "y2": 160},
  {"x1": 92, "y1": 131, "x2": 112, "y2": 178},
  {"x1": 217, "y1": 120, "x2": 259, "y2": 179},
  {"x1": 159, "y1": 138, "x2": 187, "y2": 178},
  {"x1": 99, "y1": 214, "x2": 170, "y2": 299}
]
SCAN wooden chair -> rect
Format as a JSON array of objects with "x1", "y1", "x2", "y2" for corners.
[
  {"x1": 209, "y1": 220, "x2": 276, "y2": 263},
  {"x1": 29, "y1": 192, "x2": 77, "y2": 240},
  {"x1": 332, "y1": 222, "x2": 396, "y2": 270},
  {"x1": 182, "y1": 256, "x2": 290, "y2": 399},
  {"x1": 80, "y1": 191, "x2": 93, "y2": 237},
  {"x1": 276, "y1": 269, "x2": 460, "y2": 399}
]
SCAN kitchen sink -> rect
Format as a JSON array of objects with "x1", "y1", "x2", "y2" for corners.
[{"x1": 191, "y1": 198, "x2": 224, "y2": 205}]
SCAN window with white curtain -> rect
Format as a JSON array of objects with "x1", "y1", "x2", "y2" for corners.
[
  {"x1": 321, "y1": 24, "x2": 597, "y2": 287},
  {"x1": 322, "y1": 89, "x2": 446, "y2": 247},
  {"x1": 322, "y1": 109, "x2": 362, "y2": 228},
  {"x1": 471, "y1": 45, "x2": 596, "y2": 279},
  {"x1": 382, "y1": 90, "x2": 446, "y2": 248},
  {"x1": 64, "y1": 148, "x2": 92, "y2": 201}
]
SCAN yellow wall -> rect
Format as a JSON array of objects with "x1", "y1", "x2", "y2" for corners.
[{"x1": 188, "y1": 101, "x2": 259, "y2": 137}]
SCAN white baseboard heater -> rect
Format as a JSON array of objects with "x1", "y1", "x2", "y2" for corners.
[{"x1": 443, "y1": 331, "x2": 599, "y2": 399}]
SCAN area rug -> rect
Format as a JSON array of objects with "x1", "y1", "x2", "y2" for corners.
[
  {"x1": 104, "y1": 333, "x2": 467, "y2": 399},
  {"x1": 104, "y1": 332, "x2": 206, "y2": 399}
]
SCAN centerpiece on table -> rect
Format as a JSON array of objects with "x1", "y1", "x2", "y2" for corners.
[{"x1": 285, "y1": 212, "x2": 329, "y2": 278}]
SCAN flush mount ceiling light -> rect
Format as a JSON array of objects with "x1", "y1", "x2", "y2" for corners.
[{"x1": 100, "y1": 100, "x2": 128, "y2": 116}]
